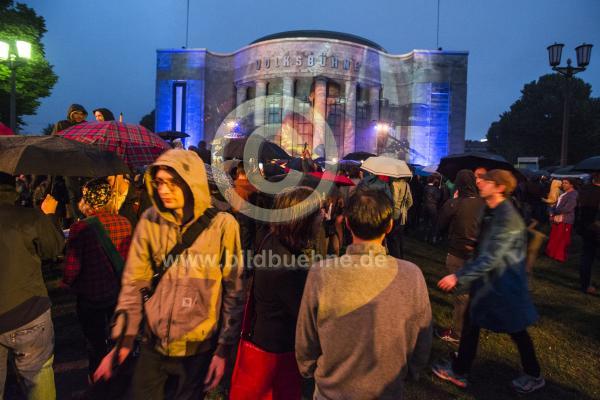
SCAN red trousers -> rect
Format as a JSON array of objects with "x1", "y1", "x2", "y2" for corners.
[
  {"x1": 229, "y1": 340, "x2": 302, "y2": 400},
  {"x1": 545, "y1": 222, "x2": 572, "y2": 262}
]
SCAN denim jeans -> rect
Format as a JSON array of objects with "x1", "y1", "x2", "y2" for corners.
[{"x1": 0, "y1": 309, "x2": 55, "y2": 400}]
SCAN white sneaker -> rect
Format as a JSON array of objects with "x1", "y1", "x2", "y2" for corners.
[{"x1": 511, "y1": 374, "x2": 545, "y2": 393}]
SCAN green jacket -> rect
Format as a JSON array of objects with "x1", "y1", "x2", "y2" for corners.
[{"x1": 0, "y1": 184, "x2": 65, "y2": 317}]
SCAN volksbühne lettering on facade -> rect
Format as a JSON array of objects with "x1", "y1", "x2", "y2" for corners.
[{"x1": 255, "y1": 53, "x2": 361, "y2": 72}]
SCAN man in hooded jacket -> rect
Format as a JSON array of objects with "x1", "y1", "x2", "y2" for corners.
[
  {"x1": 94, "y1": 149, "x2": 245, "y2": 399},
  {"x1": 51, "y1": 103, "x2": 88, "y2": 134},
  {"x1": 435, "y1": 169, "x2": 485, "y2": 343}
]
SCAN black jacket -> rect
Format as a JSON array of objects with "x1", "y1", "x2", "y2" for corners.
[
  {"x1": 577, "y1": 184, "x2": 600, "y2": 241},
  {"x1": 0, "y1": 185, "x2": 64, "y2": 333},
  {"x1": 437, "y1": 170, "x2": 485, "y2": 260},
  {"x1": 251, "y1": 234, "x2": 308, "y2": 353}
]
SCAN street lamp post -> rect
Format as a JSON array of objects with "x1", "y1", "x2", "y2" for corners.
[
  {"x1": 0, "y1": 40, "x2": 32, "y2": 134},
  {"x1": 546, "y1": 42, "x2": 593, "y2": 166}
]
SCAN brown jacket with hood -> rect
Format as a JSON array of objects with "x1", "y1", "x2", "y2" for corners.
[{"x1": 114, "y1": 149, "x2": 244, "y2": 357}]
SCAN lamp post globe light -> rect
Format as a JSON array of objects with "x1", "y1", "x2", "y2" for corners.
[
  {"x1": 0, "y1": 39, "x2": 32, "y2": 133},
  {"x1": 546, "y1": 42, "x2": 593, "y2": 166}
]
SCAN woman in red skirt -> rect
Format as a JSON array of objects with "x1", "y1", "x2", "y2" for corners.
[{"x1": 546, "y1": 178, "x2": 578, "y2": 262}]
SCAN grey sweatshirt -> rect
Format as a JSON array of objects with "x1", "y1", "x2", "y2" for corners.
[{"x1": 296, "y1": 243, "x2": 432, "y2": 400}]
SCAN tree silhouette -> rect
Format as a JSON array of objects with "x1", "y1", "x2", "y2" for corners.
[
  {"x1": 0, "y1": 0, "x2": 58, "y2": 130},
  {"x1": 486, "y1": 74, "x2": 600, "y2": 166}
]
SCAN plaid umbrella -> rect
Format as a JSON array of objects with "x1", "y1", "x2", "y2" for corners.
[{"x1": 60, "y1": 121, "x2": 170, "y2": 170}]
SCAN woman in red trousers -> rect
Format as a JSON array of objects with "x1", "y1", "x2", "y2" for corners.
[{"x1": 546, "y1": 178, "x2": 578, "y2": 262}]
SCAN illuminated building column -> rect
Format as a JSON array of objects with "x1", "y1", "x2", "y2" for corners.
[
  {"x1": 369, "y1": 85, "x2": 380, "y2": 121},
  {"x1": 343, "y1": 80, "x2": 357, "y2": 156},
  {"x1": 312, "y1": 77, "x2": 327, "y2": 153},
  {"x1": 281, "y1": 77, "x2": 295, "y2": 152},
  {"x1": 368, "y1": 85, "x2": 381, "y2": 153},
  {"x1": 254, "y1": 79, "x2": 267, "y2": 127},
  {"x1": 235, "y1": 85, "x2": 246, "y2": 119}
]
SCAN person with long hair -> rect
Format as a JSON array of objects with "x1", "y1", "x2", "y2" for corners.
[
  {"x1": 545, "y1": 178, "x2": 578, "y2": 262},
  {"x1": 230, "y1": 186, "x2": 322, "y2": 400}
]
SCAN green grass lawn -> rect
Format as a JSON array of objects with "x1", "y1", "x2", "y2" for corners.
[{"x1": 402, "y1": 234, "x2": 600, "y2": 400}]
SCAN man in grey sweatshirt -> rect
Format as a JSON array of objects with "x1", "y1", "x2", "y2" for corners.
[{"x1": 296, "y1": 189, "x2": 432, "y2": 400}]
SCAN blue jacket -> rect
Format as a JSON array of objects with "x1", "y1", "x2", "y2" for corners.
[{"x1": 456, "y1": 199, "x2": 538, "y2": 333}]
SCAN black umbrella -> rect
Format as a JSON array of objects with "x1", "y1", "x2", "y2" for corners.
[
  {"x1": 0, "y1": 135, "x2": 130, "y2": 177},
  {"x1": 573, "y1": 156, "x2": 600, "y2": 172},
  {"x1": 437, "y1": 152, "x2": 525, "y2": 182},
  {"x1": 156, "y1": 131, "x2": 190, "y2": 141},
  {"x1": 342, "y1": 151, "x2": 375, "y2": 161},
  {"x1": 221, "y1": 137, "x2": 290, "y2": 162},
  {"x1": 266, "y1": 172, "x2": 322, "y2": 189},
  {"x1": 516, "y1": 168, "x2": 536, "y2": 181}
]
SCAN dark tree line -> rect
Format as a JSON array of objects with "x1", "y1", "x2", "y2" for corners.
[{"x1": 486, "y1": 74, "x2": 600, "y2": 166}]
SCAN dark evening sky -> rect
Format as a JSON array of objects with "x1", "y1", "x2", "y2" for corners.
[{"x1": 20, "y1": 0, "x2": 600, "y2": 140}]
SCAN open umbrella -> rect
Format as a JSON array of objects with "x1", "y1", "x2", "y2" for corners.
[
  {"x1": 573, "y1": 156, "x2": 600, "y2": 172},
  {"x1": 0, "y1": 135, "x2": 130, "y2": 176},
  {"x1": 284, "y1": 157, "x2": 321, "y2": 172},
  {"x1": 338, "y1": 159, "x2": 361, "y2": 167},
  {"x1": 266, "y1": 172, "x2": 321, "y2": 189},
  {"x1": 157, "y1": 131, "x2": 190, "y2": 141},
  {"x1": 361, "y1": 156, "x2": 412, "y2": 178},
  {"x1": 550, "y1": 165, "x2": 590, "y2": 179},
  {"x1": 220, "y1": 137, "x2": 290, "y2": 161},
  {"x1": 342, "y1": 151, "x2": 375, "y2": 162},
  {"x1": 309, "y1": 171, "x2": 355, "y2": 186},
  {"x1": 60, "y1": 121, "x2": 170, "y2": 170},
  {"x1": 437, "y1": 152, "x2": 525, "y2": 182}
]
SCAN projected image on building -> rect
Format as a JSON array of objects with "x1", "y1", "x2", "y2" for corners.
[{"x1": 155, "y1": 30, "x2": 467, "y2": 166}]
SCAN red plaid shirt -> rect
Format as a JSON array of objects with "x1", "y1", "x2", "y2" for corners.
[{"x1": 62, "y1": 211, "x2": 132, "y2": 302}]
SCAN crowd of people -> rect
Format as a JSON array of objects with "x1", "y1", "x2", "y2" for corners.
[{"x1": 1, "y1": 133, "x2": 599, "y2": 399}]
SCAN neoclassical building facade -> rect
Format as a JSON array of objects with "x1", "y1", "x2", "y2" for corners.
[{"x1": 155, "y1": 31, "x2": 468, "y2": 165}]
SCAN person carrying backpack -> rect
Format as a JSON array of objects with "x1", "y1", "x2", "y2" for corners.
[{"x1": 61, "y1": 178, "x2": 132, "y2": 380}]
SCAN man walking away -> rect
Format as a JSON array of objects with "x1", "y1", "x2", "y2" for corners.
[
  {"x1": 433, "y1": 170, "x2": 544, "y2": 394},
  {"x1": 296, "y1": 189, "x2": 432, "y2": 400}
]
